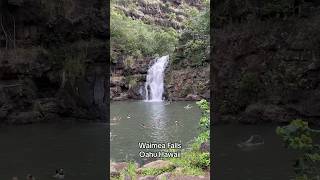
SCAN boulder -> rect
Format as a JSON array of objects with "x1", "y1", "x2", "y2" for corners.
[
  {"x1": 138, "y1": 176, "x2": 157, "y2": 180},
  {"x1": 110, "y1": 162, "x2": 128, "y2": 177},
  {"x1": 199, "y1": 141, "x2": 210, "y2": 153},
  {"x1": 113, "y1": 93, "x2": 129, "y2": 101},
  {"x1": 186, "y1": 94, "x2": 200, "y2": 101},
  {"x1": 0, "y1": 104, "x2": 10, "y2": 119},
  {"x1": 240, "y1": 103, "x2": 288, "y2": 123},
  {"x1": 156, "y1": 172, "x2": 171, "y2": 180},
  {"x1": 110, "y1": 162, "x2": 139, "y2": 177},
  {"x1": 111, "y1": 76, "x2": 126, "y2": 87},
  {"x1": 173, "y1": 175, "x2": 209, "y2": 180},
  {"x1": 137, "y1": 160, "x2": 175, "y2": 175},
  {"x1": 173, "y1": 167, "x2": 183, "y2": 174},
  {"x1": 142, "y1": 160, "x2": 174, "y2": 169},
  {"x1": 7, "y1": 111, "x2": 41, "y2": 124},
  {"x1": 238, "y1": 135, "x2": 264, "y2": 150}
]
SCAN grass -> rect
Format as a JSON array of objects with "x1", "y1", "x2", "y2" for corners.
[
  {"x1": 141, "y1": 166, "x2": 175, "y2": 176},
  {"x1": 164, "y1": 149, "x2": 209, "y2": 176},
  {"x1": 111, "y1": 161, "x2": 137, "y2": 180},
  {"x1": 110, "y1": 146, "x2": 209, "y2": 179},
  {"x1": 127, "y1": 162, "x2": 137, "y2": 178}
]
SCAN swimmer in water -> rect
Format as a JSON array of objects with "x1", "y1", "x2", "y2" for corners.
[
  {"x1": 26, "y1": 174, "x2": 35, "y2": 180},
  {"x1": 53, "y1": 169, "x2": 64, "y2": 179}
]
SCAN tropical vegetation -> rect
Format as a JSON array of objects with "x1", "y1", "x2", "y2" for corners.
[
  {"x1": 277, "y1": 120, "x2": 320, "y2": 180},
  {"x1": 110, "y1": 0, "x2": 209, "y2": 66}
]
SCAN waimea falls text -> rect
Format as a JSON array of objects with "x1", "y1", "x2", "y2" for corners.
[{"x1": 138, "y1": 142, "x2": 182, "y2": 158}]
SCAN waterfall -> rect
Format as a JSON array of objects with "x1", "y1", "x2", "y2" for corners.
[{"x1": 145, "y1": 55, "x2": 169, "y2": 101}]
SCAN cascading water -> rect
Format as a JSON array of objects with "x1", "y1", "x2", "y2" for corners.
[{"x1": 145, "y1": 55, "x2": 169, "y2": 101}]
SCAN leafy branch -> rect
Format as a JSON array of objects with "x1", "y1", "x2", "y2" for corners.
[{"x1": 277, "y1": 119, "x2": 320, "y2": 180}]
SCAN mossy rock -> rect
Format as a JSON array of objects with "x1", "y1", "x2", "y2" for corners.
[{"x1": 137, "y1": 160, "x2": 176, "y2": 176}]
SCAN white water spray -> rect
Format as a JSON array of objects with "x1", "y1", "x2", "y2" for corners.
[{"x1": 145, "y1": 55, "x2": 169, "y2": 101}]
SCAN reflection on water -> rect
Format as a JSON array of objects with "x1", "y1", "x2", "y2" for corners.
[
  {"x1": 145, "y1": 102, "x2": 169, "y2": 142},
  {"x1": 110, "y1": 101, "x2": 201, "y2": 163},
  {"x1": 0, "y1": 123, "x2": 107, "y2": 180}
]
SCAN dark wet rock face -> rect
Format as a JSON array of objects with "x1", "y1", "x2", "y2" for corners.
[
  {"x1": 165, "y1": 66, "x2": 210, "y2": 101},
  {"x1": 213, "y1": 6, "x2": 320, "y2": 125},
  {"x1": 111, "y1": 57, "x2": 151, "y2": 101},
  {"x1": 0, "y1": 0, "x2": 107, "y2": 124}
]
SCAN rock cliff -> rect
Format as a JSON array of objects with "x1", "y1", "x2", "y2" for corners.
[
  {"x1": 0, "y1": 0, "x2": 107, "y2": 124},
  {"x1": 213, "y1": 1, "x2": 320, "y2": 125}
]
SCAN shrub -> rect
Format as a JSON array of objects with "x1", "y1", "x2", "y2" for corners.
[
  {"x1": 173, "y1": 2, "x2": 209, "y2": 66},
  {"x1": 196, "y1": 99, "x2": 210, "y2": 136},
  {"x1": 111, "y1": 7, "x2": 179, "y2": 60},
  {"x1": 277, "y1": 119, "x2": 320, "y2": 180}
]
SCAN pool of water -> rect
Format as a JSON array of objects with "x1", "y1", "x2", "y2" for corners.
[
  {"x1": 111, "y1": 101, "x2": 298, "y2": 179},
  {"x1": 213, "y1": 124, "x2": 298, "y2": 180},
  {"x1": 0, "y1": 123, "x2": 107, "y2": 180},
  {"x1": 0, "y1": 100, "x2": 299, "y2": 180},
  {"x1": 110, "y1": 101, "x2": 201, "y2": 164}
]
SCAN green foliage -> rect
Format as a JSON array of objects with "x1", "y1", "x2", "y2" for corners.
[
  {"x1": 141, "y1": 166, "x2": 175, "y2": 176},
  {"x1": 182, "y1": 4, "x2": 199, "y2": 18},
  {"x1": 173, "y1": 2, "x2": 209, "y2": 66},
  {"x1": 182, "y1": 39, "x2": 208, "y2": 65},
  {"x1": 111, "y1": 7, "x2": 179, "y2": 61},
  {"x1": 168, "y1": 151, "x2": 209, "y2": 175},
  {"x1": 196, "y1": 99, "x2": 210, "y2": 138},
  {"x1": 126, "y1": 76, "x2": 138, "y2": 89},
  {"x1": 277, "y1": 120, "x2": 320, "y2": 180},
  {"x1": 126, "y1": 162, "x2": 137, "y2": 179},
  {"x1": 177, "y1": 166, "x2": 204, "y2": 176},
  {"x1": 182, "y1": 151, "x2": 210, "y2": 169},
  {"x1": 185, "y1": 6, "x2": 209, "y2": 35},
  {"x1": 112, "y1": 162, "x2": 137, "y2": 180},
  {"x1": 168, "y1": 13, "x2": 177, "y2": 20},
  {"x1": 194, "y1": 131, "x2": 210, "y2": 149},
  {"x1": 111, "y1": 0, "x2": 209, "y2": 67}
]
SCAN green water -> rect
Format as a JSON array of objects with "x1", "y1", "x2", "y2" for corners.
[{"x1": 110, "y1": 101, "x2": 201, "y2": 164}]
